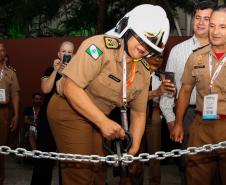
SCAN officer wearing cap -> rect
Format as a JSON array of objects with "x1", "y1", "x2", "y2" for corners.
[
  {"x1": 47, "y1": 4, "x2": 170, "y2": 185},
  {"x1": 172, "y1": 5, "x2": 226, "y2": 185},
  {"x1": 0, "y1": 43, "x2": 20, "y2": 185}
]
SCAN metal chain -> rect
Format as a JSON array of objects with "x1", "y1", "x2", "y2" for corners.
[{"x1": 1, "y1": 141, "x2": 226, "y2": 165}]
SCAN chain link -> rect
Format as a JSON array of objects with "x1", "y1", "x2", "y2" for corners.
[{"x1": 1, "y1": 141, "x2": 226, "y2": 165}]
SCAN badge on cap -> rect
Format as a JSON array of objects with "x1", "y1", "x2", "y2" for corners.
[
  {"x1": 85, "y1": 44, "x2": 103, "y2": 60},
  {"x1": 104, "y1": 36, "x2": 120, "y2": 49}
]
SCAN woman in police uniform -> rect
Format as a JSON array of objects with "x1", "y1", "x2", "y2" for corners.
[{"x1": 47, "y1": 4, "x2": 170, "y2": 185}]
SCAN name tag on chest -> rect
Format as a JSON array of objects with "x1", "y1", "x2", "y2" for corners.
[
  {"x1": 203, "y1": 94, "x2": 218, "y2": 120},
  {"x1": 108, "y1": 74, "x2": 121, "y2": 82}
]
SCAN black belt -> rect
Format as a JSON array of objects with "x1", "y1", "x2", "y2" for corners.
[
  {"x1": 0, "y1": 104, "x2": 8, "y2": 108},
  {"x1": 188, "y1": 104, "x2": 196, "y2": 109}
]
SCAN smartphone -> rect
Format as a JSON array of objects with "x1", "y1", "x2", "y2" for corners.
[
  {"x1": 63, "y1": 54, "x2": 72, "y2": 64},
  {"x1": 164, "y1": 72, "x2": 175, "y2": 83}
]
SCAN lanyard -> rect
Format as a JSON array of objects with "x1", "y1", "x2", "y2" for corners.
[
  {"x1": 208, "y1": 54, "x2": 226, "y2": 90},
  {"x1": 122, "y1": 53, "x2": 137, "y2": 107},
  {"x1": 122, "y1": 53, "x2": 127, "y2": 107},
  {"x1": 126, "y1": 63, "x2": 136, "y2": 88}
]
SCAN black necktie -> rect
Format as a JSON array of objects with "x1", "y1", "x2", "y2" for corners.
[{"x1": 148, "y1": 76, "x2": 153, "y2": 119}]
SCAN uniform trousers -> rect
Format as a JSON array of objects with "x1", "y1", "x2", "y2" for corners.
[
  {"x1": 183, "y1": 106, "x2": 196, "y2": 150},
  {"x1": 144, "y1": 108, "x2": 161, "y2": 185},
  {"x1": 47, "y1": 94, "x2": 106, "y2": 185},
  {"x1": 186, "y1": 114, "x2": 226, "y2": 185},
  {"x1": 0, "y1": 106, "x2": 9, "y2": 185},
  {"x1": 180, "y1": 106, "x2": 196, "y2": 185},
  {"x1": 30, "y1": 104, "x2": 57, "y2": 185},
  {"x1": 122, "y1": 108, "x2": 162, "y2": 185}
]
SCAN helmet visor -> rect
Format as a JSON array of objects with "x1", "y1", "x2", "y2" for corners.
[{"x1": 131, "y1": 30, "x2": 161, "y2": 58}]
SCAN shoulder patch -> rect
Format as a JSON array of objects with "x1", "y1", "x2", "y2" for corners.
[
  {"x1": 104, "y1": 36, "x2": 120, "y2": 49},
  {"x1": 141, "y1": 59, "x2": 150, "y2": 71},
  {"x1": 85, "y1": 44, "x2": 103, "y2": 60}
]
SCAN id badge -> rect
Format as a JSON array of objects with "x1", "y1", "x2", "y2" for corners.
[
  {"x1": 203, "y1": 94, "x2": 218, "y2": 120},
  {"x1": 0, "y1": 89, "x2": 6, "y2": 104}
]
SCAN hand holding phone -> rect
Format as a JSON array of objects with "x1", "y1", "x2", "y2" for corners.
[
  {"x1": 162, "y1": 72, "x2": 176, "y2": 97},
  {"x1": 164, "y1": 72, "x2": 175, "y2": 83},
  {"x1": 63, "y1": 54, "x2": 72, "y2": 64}
]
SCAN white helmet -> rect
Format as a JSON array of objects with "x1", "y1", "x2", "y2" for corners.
[{"x1": 106, "y1": 4, "x2": 170, "y2": 53}]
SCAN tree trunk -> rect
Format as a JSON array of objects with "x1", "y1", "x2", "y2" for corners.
[
  {"x1": 186, "y1": 13, "x2": 192, "y2": 36},
  {"x1": 96, "y1": 0, "x2": 105, "y2": 34},
  {"x1": 173, "y1": 17, "x2": 182, "y2": 36}
]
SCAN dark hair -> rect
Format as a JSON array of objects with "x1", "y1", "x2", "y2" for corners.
[
  {"x1": 32, "y1": 92, "x2": 42, "y2": 99},
  {"x1": 194, "y1": 0, "x2": 217, "y2": 13},
  {"x1": 212, "y1": 4, "x2": 226, "y2": 12}
]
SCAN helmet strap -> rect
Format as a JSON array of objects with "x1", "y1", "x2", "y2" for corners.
[{"x1": 123, "y1": 30, "x2": 133, "y2": 58}]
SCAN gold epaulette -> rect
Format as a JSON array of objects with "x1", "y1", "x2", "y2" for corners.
[{"x1": 104, "y1": 36, "x2": 121, "y2": 49}]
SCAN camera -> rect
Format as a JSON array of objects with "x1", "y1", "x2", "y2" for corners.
[{"x1": 63, "y1": 54, "x2": 72, "y2": 64}]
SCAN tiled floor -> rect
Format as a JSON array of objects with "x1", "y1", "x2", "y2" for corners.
[{"x1": 4, "y1": 156, "x2": 181, "y2": 185}]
